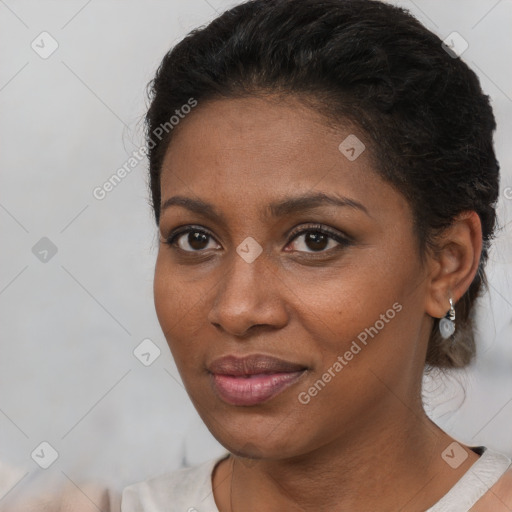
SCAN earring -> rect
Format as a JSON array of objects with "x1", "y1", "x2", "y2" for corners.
[{"x1": 439, "y1": 298, "x2": 456, "y2": 339}]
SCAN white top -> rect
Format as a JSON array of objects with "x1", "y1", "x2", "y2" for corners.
[{"x1": 121, "y1": 447, "x2": 512, "y2": 512}]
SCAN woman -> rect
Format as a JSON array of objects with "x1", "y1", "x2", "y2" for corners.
[{"x1": 122, "y1": 0, "x2": 512, "y2": 510}]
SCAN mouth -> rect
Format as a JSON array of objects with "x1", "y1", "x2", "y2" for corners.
[{"x1": 207, "y1": 354, "x2": 308, "y2": 406}]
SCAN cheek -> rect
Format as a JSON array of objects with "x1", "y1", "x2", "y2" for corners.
[
  {"x1": 153, "y1": 254, "x2": 205, "y2": 360},
  {"x1": 153, "y1": 256, "x2": 225, "y2": 415},
  {"x1": 292, "y1": 251, "x2": 420, "y2": 376},
  {"x1": 291, "y1": 257, "x2": 401, "y2": 337},
  {"x1": 153, "y1": 256, "x2": 176, "y2": 335},
  {"x1": 154, "y1": 252, "x2": 208, "y2": 319}
]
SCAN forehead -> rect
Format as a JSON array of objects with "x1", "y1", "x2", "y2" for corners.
[{"x1": 158, "y1": 95, "x2": 405, "y2": 220}]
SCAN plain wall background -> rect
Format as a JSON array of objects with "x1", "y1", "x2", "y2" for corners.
[{"x1": 1, "y1": 0, "x2": 511, "y2": 501}]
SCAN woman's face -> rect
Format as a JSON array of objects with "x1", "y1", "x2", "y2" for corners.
[{"x1": 154, "y1": 95, "x2": 434, "y2": 460}]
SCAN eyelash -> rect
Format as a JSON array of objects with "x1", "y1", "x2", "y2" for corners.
[{"x1": 163, "y1": 223, "x2": 352, "y2": 256}]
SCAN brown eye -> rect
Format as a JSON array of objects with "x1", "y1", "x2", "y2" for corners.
[
  {"x1": 287, "y1": 225, "x2": 352, "y2": 254},
  {"x1": 295, "y1": 232, "x2": 330, "y2": 252},
  {"x1": 166, "y1": 228, "x2": 221, "y2": 252},
  {"x1": 164, "y1": 224, "x2": 351, "y2": 256}
]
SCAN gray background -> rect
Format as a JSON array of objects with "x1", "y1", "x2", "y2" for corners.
[{"x1": 1, "y1": 0, "x2": 511, "y2": 501}]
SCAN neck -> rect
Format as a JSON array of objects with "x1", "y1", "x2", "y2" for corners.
[{"x1": 214, "y1": 404, "x2": 479, "y2": 512}]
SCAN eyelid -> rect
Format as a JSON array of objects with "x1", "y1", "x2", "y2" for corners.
[
  {"x1": 163, "y1": 225, "x2": 220, "y2": 248},
  {"x1": 287, "y1": 223, "x2": 353, "y2": 245},
  {"x1": 163, "y1": 223, "x2": 352, "y2": 253}
]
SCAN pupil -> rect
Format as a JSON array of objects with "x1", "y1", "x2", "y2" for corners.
[
  {"x1": 306, "y1": 232, "x2": 327, "y2": 251},
  {"x1": 189, "y1": 232, "x2": 208, "y2": 250}
]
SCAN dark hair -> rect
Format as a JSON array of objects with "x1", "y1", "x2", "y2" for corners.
[{"x1": 144, "y1": 0, "x2": 500, "y2": 369}]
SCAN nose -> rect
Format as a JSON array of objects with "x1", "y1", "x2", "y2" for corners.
[{"x1": 207, "y1": 246, "x2": 289, "y2": 337}]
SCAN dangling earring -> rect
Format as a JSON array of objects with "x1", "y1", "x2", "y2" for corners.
[{"x1": 439, "y1": 297, "x2": 456, "y2": 339}]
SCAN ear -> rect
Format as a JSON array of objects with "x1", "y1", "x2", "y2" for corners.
[{"x1": 424, "y1": 211, "x2": 483, "y2": 319}]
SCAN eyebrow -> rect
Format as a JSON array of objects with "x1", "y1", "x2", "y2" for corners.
[{"x1": 160, "y1": 192, "x2": 370, "y2": 224}]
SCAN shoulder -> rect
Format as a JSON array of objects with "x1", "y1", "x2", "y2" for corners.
[
  {"x1": 0, "y1": 483, "x2": 121, "y2": 512},
  {"x1": 471, "y1": 454, "x2": 512, "y2": 511},
  {"x1": 121, "y1": 452, "x2": 229, "y2": 512},
  {"x1": 58, "y1": 485, "x2": 121, "y2": 512}
]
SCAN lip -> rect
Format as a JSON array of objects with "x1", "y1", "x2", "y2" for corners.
[
  {"x1": 208, "y1": 354, "x2": 308, "y2": 406},
  {"x1": 208, "y1": 354, "x2": 307, "y2": 376}
]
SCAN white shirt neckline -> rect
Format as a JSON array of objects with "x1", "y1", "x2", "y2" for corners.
[
  {"x1": 425, "y1": 447, "x2": 511, "y2": 511},
  {"x1": 121, "y1": 446, "x2": 512, "y2": 511}
]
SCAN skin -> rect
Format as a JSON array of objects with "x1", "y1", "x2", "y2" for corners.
[{"x1": 153, "y1": 95, "x2": 483, "y2": 511}]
